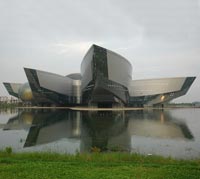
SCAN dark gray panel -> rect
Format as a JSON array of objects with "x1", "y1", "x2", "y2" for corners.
[
  {"x1": 81, "y1": 46, "x2": 94, "y2": 89},
  {"x1": 3, "y1": 82, "x2": 22, "y2": 98}
]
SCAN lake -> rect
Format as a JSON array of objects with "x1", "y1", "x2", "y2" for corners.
[{"x1": 0, "y1": 108, "x2": 200, "y2": 159}]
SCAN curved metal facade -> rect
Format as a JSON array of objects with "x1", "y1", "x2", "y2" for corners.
[
  {"x1": 24, "y1": 68, "x2": 81, "y2": 105},
  {"x1": 81, "y1": 45, "x2": 132, "y2": 106},
  {"x1": 3, "y1": 44, "x2": 196, "y2": 107},
  {"x1": 3, "y1": 82, "x2": 22, "y2": 98},
  {"x1": 3, "y1": 82, "x2": 33, "y2": 102},
  {"x1": 129, "y1": 77, "x2": 196, "y2": 106}
]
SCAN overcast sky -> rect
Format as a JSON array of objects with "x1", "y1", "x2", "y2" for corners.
[{"x1": 0, "y1": 0, "x2": 199, "y2": 102}]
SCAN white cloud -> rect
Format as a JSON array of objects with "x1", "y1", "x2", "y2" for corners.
[{"x1": 51, "y1": 41, "x2": 102, "y2": 55}]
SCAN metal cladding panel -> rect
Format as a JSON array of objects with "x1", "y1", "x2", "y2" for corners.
[
  {"x1": 36, "y1": 70, "x2": 73, "y2": 96},
  {"x1": 72, "y1": 80, "x2": 81, "y2": 103},
  {"x1": 10, "y1": 83, "x2": 22, "y2": 94},
  {"x1": 81, "y1": 46, "x2": 94, "y2": 89},
  {"x1": 24, "y1": 68, "x2": 54, "y2": 104},
  {"x1": 3, "y1": 82, "x2": 23, "y2": 98},
  {"x1": 107, "y1": 50, "x2": 132, "y2": 88},
  {"x1": 72, "y1": 80, "x2": 81, "y2": 95},
  {"x1": 129, "y1": 77, "x2": 186, "y2": 97}
]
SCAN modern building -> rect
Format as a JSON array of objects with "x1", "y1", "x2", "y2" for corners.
[
  {"x1": 3, "y1": 82, "x2": 33, "y2": 102},
  {"x1": 3, "y1": 44, "x2": 196, "y2": 107}
]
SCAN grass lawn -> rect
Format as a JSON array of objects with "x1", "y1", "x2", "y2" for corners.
[{"x1": 0, "y1": 151, "x2": 200, "y2": 179}]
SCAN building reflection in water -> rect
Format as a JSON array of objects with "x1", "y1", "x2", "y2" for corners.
[
  {"x1": 81, "y1": 111, "x2": 129, "y2": 152},
  {"x1": 4, "y1": 109, "x2": 194, "y2": 153},
  {"x1": 3, "y1": 110, "x2": 33, "y2": 130},
  {"x1": 0, "y1": 107, "x2": 18, "y2": 115},
  {"x1": 126, "y1": 110, "x2": 193, "y2": 139}
]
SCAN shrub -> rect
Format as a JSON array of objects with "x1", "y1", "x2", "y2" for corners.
[
  {"x1": 91, "y1": 146, "x2": 101, "y2": 153},
  {"x1": 5, "y1": 147, "x2": 12, "y2": 154}
]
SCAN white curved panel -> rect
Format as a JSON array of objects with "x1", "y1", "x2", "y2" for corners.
[
  {"x1": 36, "y1": 70, "x2": 73, "y2": 96},
  {"x1": 10, "y1": 83, "x2": 22, "y2": 94},
  {"x1": 129, "y1": 77, "x2": 186, "y2": 97},
  {"x1": 107, "y1": 50, "x2": 132, "y2": 88}
]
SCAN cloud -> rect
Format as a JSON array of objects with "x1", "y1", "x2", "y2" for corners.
[
  {"x1": 0, "y1": 0, "x2": 199, "y2": 102},
  {"x1": 51, "y1": 41, "x2": 102, "y2": 55}
]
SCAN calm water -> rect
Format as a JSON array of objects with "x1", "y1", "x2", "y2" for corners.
[{"x1": 0, "y1": 108, "x2": 200, "y2": 159}]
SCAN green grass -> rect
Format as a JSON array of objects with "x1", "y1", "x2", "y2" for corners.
[{"x1": 0, "y1": 151, "x2": 200, "y2": 179}]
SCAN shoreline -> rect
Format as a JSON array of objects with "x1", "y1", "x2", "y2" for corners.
[{"x1": 14, "y1": 106, "x2": 200, "y2": 111}]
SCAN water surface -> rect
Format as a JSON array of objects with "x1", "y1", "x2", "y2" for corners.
[{"x1": 0, "y1": 108, "x2": 200, "y2": 159}]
